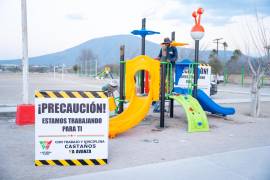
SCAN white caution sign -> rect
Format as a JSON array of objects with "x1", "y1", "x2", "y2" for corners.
[{"x1": 34, "y1": 90, "x2": 109, "y2": 166}]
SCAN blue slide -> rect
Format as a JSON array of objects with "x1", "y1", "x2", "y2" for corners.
[
  {"x1": 174, "y1": 59, "x2": 235, "y2": 116},
  {"x1": 174, "y1": 87, "x2": 235, "y2": 116}
]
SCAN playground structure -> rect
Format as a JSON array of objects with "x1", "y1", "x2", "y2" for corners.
[
  {"x1": 107, "y1": 8, "x2": 235, "y2": 138},
  {"x1": 175, "y1": 62, "x2": 212, "y2": 96},
  {"x1": 108, "y1": 54, "x2": 210, "y2": 138},
  {"x1": 170, "y1": 94, "x2": 209, "y2": 132},
  {"x1": 96, "y1": 66, "x2": 114, "y2": 79},
  {"x1": 16, "y1": 8, "x2": 236, "y2": 138},
  {"x1": 108, "y1": 53, "x2": 235, "y2": 137},
  {"x1": 174, "y1": 59, "x2": 235, "y2": 116},
  {"x1": 131, "y1": 18, "x2": 160, "y2": 94},
  {"x1": 109, "y1": 56, "x2": 160, "y2": 138}
]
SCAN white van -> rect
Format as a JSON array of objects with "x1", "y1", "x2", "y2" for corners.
[{"x1": 175, "y1": 64, "x2": 217, "y2": 96}]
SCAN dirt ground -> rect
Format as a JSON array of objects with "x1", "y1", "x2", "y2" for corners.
[
  {"x1": 0, "y1": 101, "x2": 270, "y2": 180},
  {"x1": 0, "y1": 73, "x2": 269, "y2": 180}
]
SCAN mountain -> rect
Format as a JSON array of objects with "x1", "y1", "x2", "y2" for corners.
[{"x1": 0, "y1": 34, "x2": 234, "y2": 67}]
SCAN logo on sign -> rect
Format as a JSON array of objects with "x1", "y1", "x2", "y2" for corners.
[{"x1": 39, "y1": 140, "x2": 53, "y2": 155}]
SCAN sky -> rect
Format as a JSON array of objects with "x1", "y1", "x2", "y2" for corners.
[{"x1": 0, "y1": 0, "x2": 270, "y2": 60}]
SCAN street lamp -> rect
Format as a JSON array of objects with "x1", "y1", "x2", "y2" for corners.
[{"x1": 191, "y1": 7, "x2": 205, "y2": 98}]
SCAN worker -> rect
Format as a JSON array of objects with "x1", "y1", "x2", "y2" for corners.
[{"x1": 153, "y1": 38, "x2": 178, "y2": 113}]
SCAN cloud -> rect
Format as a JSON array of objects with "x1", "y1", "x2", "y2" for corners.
[
  {"x1": 162, "y1": 0, "x2": 270, "y2": 25},
  {"x1": 179, "y1": 0, "x2": 270, "y2": 15},
  {"x1": 0, "y1": 0, "x2": 269, "y2": 59},
  {"x1": 65, "y1": 13, "x2": 86, "y2": 21}
]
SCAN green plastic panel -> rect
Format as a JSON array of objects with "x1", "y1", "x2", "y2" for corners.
[{"x1": 170, "y1": 94, "x2": 209, "y2": 132}]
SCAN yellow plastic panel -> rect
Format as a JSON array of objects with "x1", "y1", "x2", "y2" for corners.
[
  {"x1": 109, "y1": 55, "x2": 160, "y2": 138},
  {"x1": 125, "y1": 55, "x2": 160, "y2": 101}
]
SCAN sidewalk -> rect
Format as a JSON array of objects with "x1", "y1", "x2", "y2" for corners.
[
  {"x1": 219, "y1": 90, "x2": 270, "y2": 96},
  {"x1": 0, "y1": 106, "x2": 16, "y2": 113},
  {"x1": 52, "y1": 146, "x2": 270, "y2": 180},
  {"x1": 215, "y1": 97, "x2": 270, "y2": 104}
]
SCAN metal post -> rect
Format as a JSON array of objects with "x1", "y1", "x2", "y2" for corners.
[
  {"x1": 21, "y1": 0, "x2": 29, "y2": 104},
  {"x1": 171, "y1": 31, "x2": 175, "y2": 41},
  {"x1": 86, "y1": 59, "x2": 89, "y2": 76},
  {"x1": 118, "y1": 45, "x2": 125, "y2": 113},
  {"x1": 80, "y1": 63, "x2": 82, "y2": 76},
  {"x1": 62, "y1": 64, "x2": 64, "y2": 80},
  {"x1": 160, "y1": 46, "x2": 167, "y2": 128},
  {"x1": 241, "y1": 65, "x2": 244, "y2": 87},
  {"x1": 193, "y1": 40, "x2": 199, "y2": 98},
  {"x1": 141, "y1": 18, "x2": 146, "y2": 55},
  {"x1": 95, "y1": 58, "x2": 98, "y2": 77},
  {"x1": 216, "y1": 41, "x2": 218, "y2": 56},
  {"x1": 140, "y1": 18, "x2": 146, "y2": 94},
  {"x1": 169, "y1": 31, "x2": 175, "y2": 118},
  {"x1": 53, "y1": 65, "x2": 56, "y2": 79},
  {"x1": 224, "y1": 66, "x2": 228, "y2": 84},
  {"x1": 84, "y1": 59, "x2": 86, "y2": 76}
]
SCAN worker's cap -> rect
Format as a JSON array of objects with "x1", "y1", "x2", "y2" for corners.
[{"x1": 161, "y1": 37, "x2": 171, "y2": 45}]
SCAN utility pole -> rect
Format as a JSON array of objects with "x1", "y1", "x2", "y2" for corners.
[
  {"x1": 21, "y1": 0, "x2": 29, "y2": 104},
  {"x1": 213, "y1": 38, "x2": 223, "y2": 56}
]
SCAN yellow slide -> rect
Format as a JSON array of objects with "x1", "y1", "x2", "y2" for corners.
[{"x1": 109, "y1": 55, "x2": 160, "y2": 138}]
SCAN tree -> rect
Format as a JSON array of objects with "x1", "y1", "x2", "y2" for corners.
[
  {"x1": 208, "y1": 49, "x2": 223, "y2": 75},
  {"x1": 230, "y1": 49, "x2": 242, "y2": 62},
  {"x1": 209, "y1": 57, "x2": 223, "y2": 75},
  {"x1": 225, "y1": 49, "x2": 242, "y2": 74},
  {"x1": 72, "y1": 64, "x2": 80, "y2": 73},
  {"x1": 199, "y1": 60, "x2": 208, "y2": 64},
  {"x1": 222, "y1": 42, "x2": 228, "y2": 51},
  {"x1": 209, "y1": 49, "x2": 217, "y2": 59},
  {"x1": 245, "y1": 12, "x2": 270, "y2": 117},
  {"x1": 77, "y1": 49, "x2": 97, "y2": 76}
]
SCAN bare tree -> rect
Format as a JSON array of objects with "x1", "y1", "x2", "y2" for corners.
[
  {"x1": 245, "y1": 13, "x2": 270, "y2": 117},
  {"x1": 77, "y1": 49, "x2": 97, "y2": 76}
]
